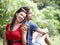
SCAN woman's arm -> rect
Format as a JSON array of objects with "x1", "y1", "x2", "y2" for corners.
[
  {"x1": 22, "y1": 24, "x2": 28, "y2": 45},
  {"x1": 3, "y1": 32, "x2": 7, "y2": 45},
  {"x1": 22, "y1": 30, "x2": 27, "y2": 45}
]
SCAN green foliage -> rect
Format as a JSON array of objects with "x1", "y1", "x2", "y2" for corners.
[
  {"x1": 0, "y1": 0, "x2": 60, "y2": 38},
  {"x1": 31, "y1": 6, "x2": 60, "y2": 36},
  {"x1": 37, "y1": 7, "x2": 60, "y2": 35}
]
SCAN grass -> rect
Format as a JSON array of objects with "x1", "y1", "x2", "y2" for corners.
[
  {"x1": 0, "y1": 36, "x2": 60, "y2": 45},
  {"x1": 51, "y1": 36, "x2": 60, "y2": 45},
  {"x1": 0, "y1": 38, "x2": 3, "y2": 45}
]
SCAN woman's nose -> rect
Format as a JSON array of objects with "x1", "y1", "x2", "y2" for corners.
[{"x1": 21, "y1": 16, "x2": 24, "y2": 19}]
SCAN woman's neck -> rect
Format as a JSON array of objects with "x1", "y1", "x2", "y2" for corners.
[{"x1": 14, "y1": 20, "x2": 20, "y2": 25}]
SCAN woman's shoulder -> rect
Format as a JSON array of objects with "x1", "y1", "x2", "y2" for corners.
[
  {"x1": 6, "y1": 23, "x2": 11, "y2": 30},
  {"x1": 6, "y1": 23, "x2": 10, "y2": 27}
]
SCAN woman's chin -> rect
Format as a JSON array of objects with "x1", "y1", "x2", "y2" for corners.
[{"x1": 19, "y1": 21, "x2": 23, "y2": 23}]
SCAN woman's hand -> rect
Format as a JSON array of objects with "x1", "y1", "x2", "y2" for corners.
[{"x1": 22, "y1": 24, "x2": 29, "y2": 45}]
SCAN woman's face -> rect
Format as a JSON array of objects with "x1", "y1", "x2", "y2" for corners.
[{"x1": 16, "y1": 12, "x2": 26, "y2": 23}]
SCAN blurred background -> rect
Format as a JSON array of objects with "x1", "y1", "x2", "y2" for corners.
[{"x1": 0, "y1": 0, "x2": 60, "y2": 45}]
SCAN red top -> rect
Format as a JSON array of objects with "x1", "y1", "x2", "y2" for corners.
[{"x1": 5, "y1": 23, "x2": 24, "y2": 45}]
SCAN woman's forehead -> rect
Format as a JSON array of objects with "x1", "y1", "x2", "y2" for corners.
[
  {"x1": 20, "y1": 12, "x2": 26, "y2": 14},
  {"x1": 18, "y1": 12, "x2": 26, "y2": 17}
]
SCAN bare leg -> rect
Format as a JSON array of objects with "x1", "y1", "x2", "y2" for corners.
[
  {"x1": 33, "y1": 32, "x2": 52, "y2": 45},
  {"x1": 45, "y1": 34, "x2": 52, "y2": 45},
  {"x1": 38, "y1": 34, "x2": 52, "y2": 45}
]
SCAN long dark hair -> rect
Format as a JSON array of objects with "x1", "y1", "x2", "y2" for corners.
[{"x1": 10, "y1": 6, "x2": 30, "y2": 31}]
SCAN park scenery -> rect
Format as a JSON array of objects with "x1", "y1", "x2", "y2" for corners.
[{"x1": 0, "y1": 0, "x2": 60, "y2": 45}]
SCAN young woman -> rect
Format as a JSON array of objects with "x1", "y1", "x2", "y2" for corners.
[{"x1": 3, "y1": 7, "x2": 27, "y2": 45}]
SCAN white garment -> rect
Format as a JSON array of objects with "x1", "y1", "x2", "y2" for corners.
[{"x1": 32, "y1": 36, "x2": 46, "y2": 45}]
